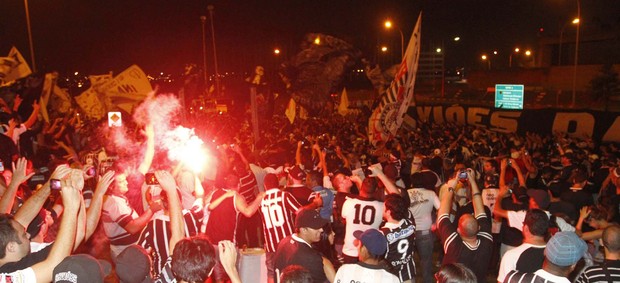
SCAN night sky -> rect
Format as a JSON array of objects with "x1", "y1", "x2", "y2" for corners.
[{"x1": 1, "y1": 0, "x2": 618, "y2": 76}]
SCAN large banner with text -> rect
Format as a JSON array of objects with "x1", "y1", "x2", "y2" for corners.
[{"x1": 405, "y1": 104, "x2": 620, "y2": 142}]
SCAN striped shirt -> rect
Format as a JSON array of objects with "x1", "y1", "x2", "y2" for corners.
[
  {"x1": 504, "y1": 269, "x2": 570, "y2": 283},
  {"x1": 381, "y1": 218, "x2": 416, "y2": 282},
  {"x1": 260, "y1": 188, "x2": 301, "y2": 253},
  {"x1": 137, "y1": 210, "x2": 201, "y2": 275},
  {"x1": 438, "y1": 213, "x2": 494, "y2": 282},
  {"x1": 102, "y1": 194, "x2": 140, "y2": 248},
  {"x1": 239, "y1": 170, "x2": 259, "y2": 203},
  {"x1": 575, "y1": 260, "x2": 620, "y2": 283}
]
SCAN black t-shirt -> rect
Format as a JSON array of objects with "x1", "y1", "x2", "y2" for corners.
[
  {"x1": 560, "y1": 189, "x2": 593, "y2": 212},
  {"x1": 333, "y1": 192, "x2": 350, "y2": 244},
  {"x1": 286, "y1": 185, "x2": 313, "y2": 206},
  {"x1": 274, "y1": 234, "x2": 326, "y2": 283},
  {"x1": 548, "y1": 201, "x2": 578, "y2": 224},
  {"x1": 515, "y1": 246, "x2": 545, "y2": 273},
  {"x1": 0, "y1": 243, "x2": 52, "y2": 273},
  {"x1": 438, "y1": 213, "x2": 494, "y2": 283}
]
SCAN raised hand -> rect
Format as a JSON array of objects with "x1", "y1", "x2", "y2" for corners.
[
  {"x1": 51, "y1": 164, "x2": 72, "y2": 180},
  {"x1": 61, "y1": 183, "x2": 81, "y2": 213},
  {"x1": 95, "y1": 171, "x2": 115, "y2": 196},
  {"x1": 10, "y1": 157, "x2": 35, "y2": 186},
  {"x1": 154, "y1": 170, "x2": 177, "y2": 192}
]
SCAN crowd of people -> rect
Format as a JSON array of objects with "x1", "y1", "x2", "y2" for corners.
[{"x1": 1, "y1": 93, "x2": 620, "y2": 283}]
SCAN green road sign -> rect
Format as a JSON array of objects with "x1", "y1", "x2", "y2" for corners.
[{"x1": 495, "y1": 84, "x2": 524, "y2": 109}]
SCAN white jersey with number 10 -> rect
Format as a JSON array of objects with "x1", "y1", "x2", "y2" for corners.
[{"x1": 341, "y1": 195, "x2": 384, "y2": 257}]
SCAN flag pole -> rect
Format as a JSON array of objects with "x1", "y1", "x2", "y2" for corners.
[{"x1": 23, "y1": 0, "x2": 36, "y2": 72}]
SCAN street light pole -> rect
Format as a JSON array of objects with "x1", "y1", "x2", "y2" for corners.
[
  {"x1": 384, "y1": 20, "x2": 404, "y2": 61},
  {"x1": 207, "y1": 5, "x2": 221, "y2": 97},
  {"x1": 200, "y1": 16, "x2": 208, "y2": 91},
  {"x1": 571, "y1": 0, "x2": 581, "y2": 108},
  {"x1": 23, "y1": 0, "x2": 36, "y2": 72}
]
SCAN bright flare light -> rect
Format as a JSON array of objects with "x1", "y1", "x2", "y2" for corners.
[
  {"x1": 525, "y1": 50, "x2": 532, "y2": 56},
  {"x1": 572, "y1": 18, "x2": 580, "y2": 24},
  {"x1": 384, "y1": 20, "x2": 392, "y2": 28},
  {"x1": 164, "y1": 127, "x2": 210, "y2": 173},
  {"x1": 381, "y1": 46, "x2": 388, "y2": 52},
  {"x1": 436, "y1": 48, "x2": 442, "y2": 53}
]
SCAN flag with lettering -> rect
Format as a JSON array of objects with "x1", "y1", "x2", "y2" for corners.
[
  {"x1": 98, "y1": 65, "x2": 152, "y2": 114},
  {"x1": 1, "y1": 47, "x2": 32, "y2": 84},
  {"x1": 368, "y1": 13, "x2": 422, "y2": 145},
  {"x1": 75, "y1": 65, "x2": 152, "y2": 119}
]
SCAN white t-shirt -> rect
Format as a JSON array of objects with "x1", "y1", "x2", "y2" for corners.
[
  {"x1": 497, "y1": 242, "x2": 546, "y2": 282},
  {"x1": 0, "y1": 267, "x2": 36, "y2": 283},
  {"x1": 341, "y1": 196, "x2": 384, "y2": 257},
  {"x1": 334, "y1": 262, "x2": 400, "y2": 283},
  {"x1": 507, "y1": 210, "x2": 575, "y2": 232},
  {"x1": 407, "y1": 188, "x2": 440, "y2": 230}
]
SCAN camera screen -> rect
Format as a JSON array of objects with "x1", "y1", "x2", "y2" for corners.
[{"x1": 50, "y1": 179, "x2": 62, "y2": 190}]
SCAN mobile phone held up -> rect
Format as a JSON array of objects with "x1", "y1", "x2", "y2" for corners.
[
  {"x1": 145, "y1": 173, "x2": 159, "y2": 185},
  {"x1": 458, "y1": 169, "x2": 468, "y2": 180},
  {"x1": 50, "y1": 179, "x2": 62, "y2": 190}
]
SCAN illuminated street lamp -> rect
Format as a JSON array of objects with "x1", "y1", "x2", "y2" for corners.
[
  {"x1": 481, "y1": 54, "x2": 491, "y2": 70},
  {"x1": 453, "y1": 37, "x2": 460, "y2": 42},
  {"x1": 558, "y1": 17, "x2": 579, "y2": 66},
  {"x1": 509, "y1": 47, "x2": 520, "y2": 68},
  {"x1": 572, "y1": 0, "x2": 581, "y2": 108},
  {"x1": 525, "y1": 50, "x2": 532, "y2": 56},
  {"x1": 381, "y1": 46, "x2": 388, "y2": 52},
  {"x1": 436, "y1": 48, "x2": 442, "y2": 53},
  {"x1": 274, "y1": 48, "x2": 280, "y2": 55},
  {"x1": 384, "y1": 19, "x2": 404, "y2": 59}
]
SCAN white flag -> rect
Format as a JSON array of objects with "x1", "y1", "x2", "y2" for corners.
[{"x1": 369, "y1": 13, "x2": 422, "y2": 145}]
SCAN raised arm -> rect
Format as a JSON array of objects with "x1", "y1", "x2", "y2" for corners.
[
  {"x1": 368, "y1": 164, "x2": 400, "y2": 195},
  {"x1": 0, "y1": 158, "x2": 34, "y2": 213},
  {"x1": 155, "y1": 170, "x2": 184, "y2": 252},
  {"x1": 438, "y1": 178, "x2": 458, "y2": 217},
  {"x1": 30, "y1": 182, "x2": 80, "y2": 283},
  {"x1": 509, "y1": 159, "x2": 526, "y2": 187},
  {"x1": 22, "y1": 100, "x2": 41, "y2": 129},
  {"x1": 14, "y1": 165, "x2": 71, "y2": 227},
  {"x1": 467, "y1": 169, "x2": 484, "y2": 217},
  {"x1": 137, "y1": 123, "x2": 155, "y2": 175},
  {"x1": 295, "y1": 141, "x2": 303, "y2": 165},
  {"x1": 493, "y1": 163, "x2": 511, "y2": 220},
  {"x1": 85, "y1": 171, "x2": 114, "y2": 240}
]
